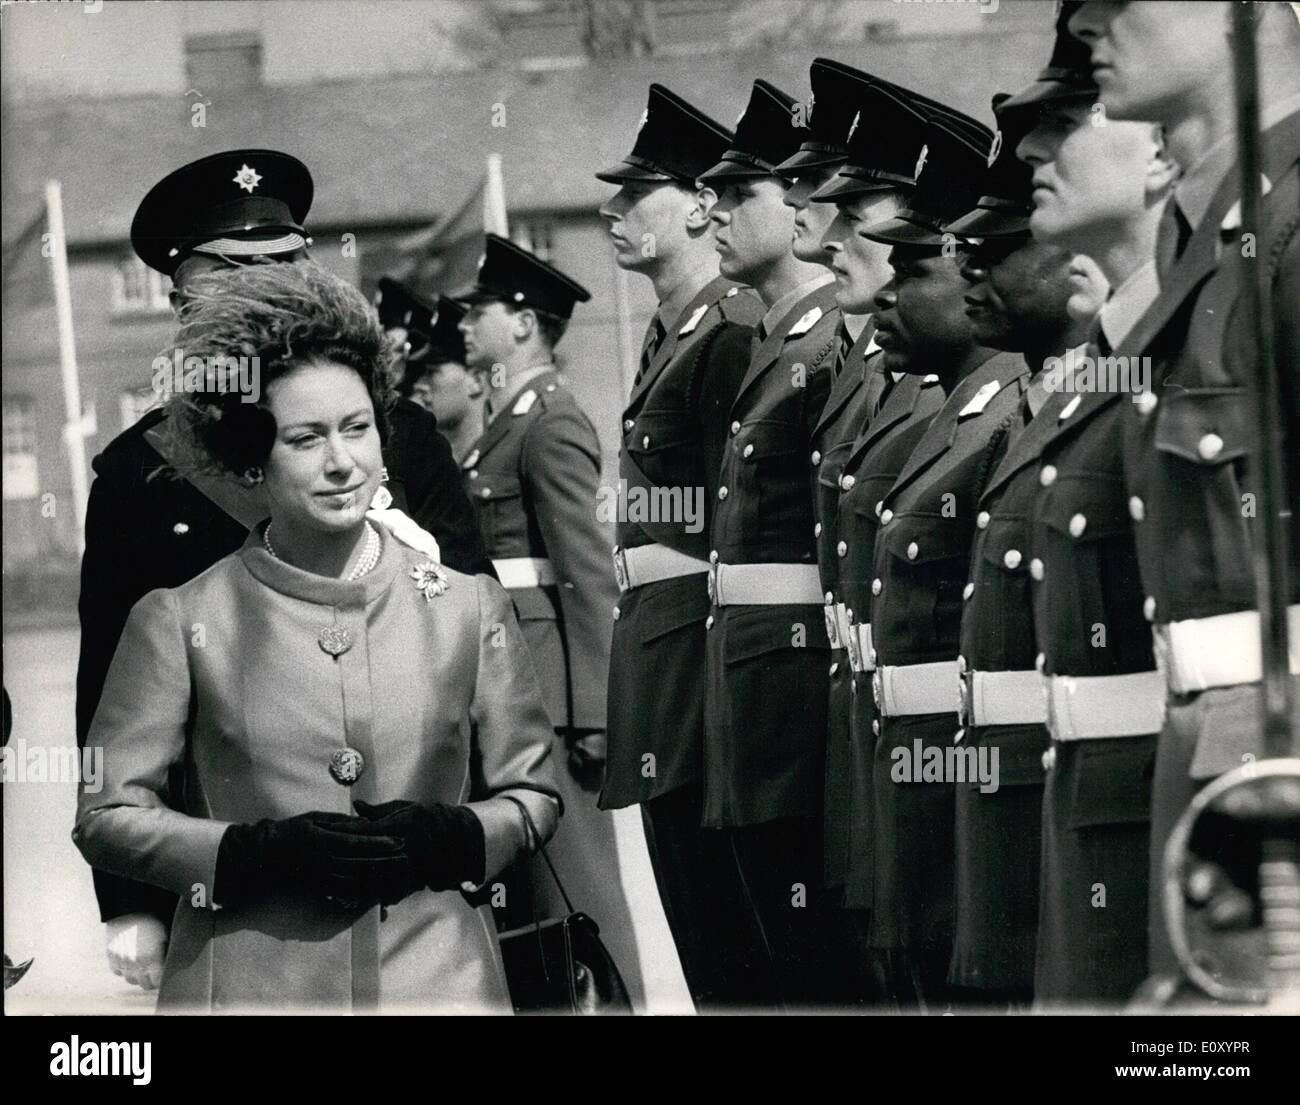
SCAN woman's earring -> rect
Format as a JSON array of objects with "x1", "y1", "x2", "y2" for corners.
[
  {"x1": 380, "y1": 466, "x2": 390, "y2": 484},
  {"x1": 242, "y1": 467, "x2": 264, "y2": 487}
]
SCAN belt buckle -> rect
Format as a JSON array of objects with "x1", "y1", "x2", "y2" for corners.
[
  {"x1": 871, "y1": 667, "x2": 883, "y2": 711},
  {"x1": 845, "y1": 619, "x2": 862, "y2": 672},
  {"x1": 612, "y1": 546, "x2": 630, "y2": 592},
  {"x1": 707, "y1": 561, "x2": 719, "y2": 605},
  {"x1": 824, "y1": 602, "x2": 842, "y2": 649},
  {"x1": 957, "y1": 670, "x2": 974, "y2": 728}
]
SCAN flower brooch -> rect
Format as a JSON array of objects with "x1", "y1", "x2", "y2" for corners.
[{"x1": 410, "y1": 560, "x2": 450, "y2": 602}]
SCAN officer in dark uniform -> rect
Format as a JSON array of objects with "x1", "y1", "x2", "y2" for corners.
[
  {"x1": 696, "y1": 78, "x2": 844, "y2": 1009},
  {"x1": 594, "y1": 83, "x2": 765, "y2": 1008},
  {"x1": 75, "y1": 149, "x2": 493, "y2": 991},
  {"x1": 456, "y1": 234, "x2": 647, "y2": 999},
  {"x1": 1013, "y1": 8, "x2": 1176, "y2": 1002},
  {"x1": 858, "y1": 114, "x2": 1032, "y2": 1008},
  {"x1": 944, "y1": 92, "x2": 1095, "y2": 1004}
]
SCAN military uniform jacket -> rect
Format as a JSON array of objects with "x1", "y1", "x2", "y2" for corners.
[
  {"x1": 75, "y1": 398, "x2": 492, "y2": 923},
  {"x1": 868, "y1": 352, "x2": 1029, "y2": 951},
  {"x1": 602, "y1": 278, "x2": 760, "y2": 809},
  {"x1": 834, "y1": 369, "x2": 946, "y2": 910},
  {"x1": 1121, "y1": 109, "x2": 1300, "y2": 637},
  {"x1": 703, "y1": 278, "x2": 841, "y2": 827},
  {"x1": 463, "y1": 370, "x2": 618, "y2": 733}
]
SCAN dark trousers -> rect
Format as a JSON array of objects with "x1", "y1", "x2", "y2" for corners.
[{"x1": 641, "y1": 782, "x2": 773, "y2": 1010}]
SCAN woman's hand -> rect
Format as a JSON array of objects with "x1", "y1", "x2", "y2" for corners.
[
  {"x1": 353, "y1": 800, "x2": 486, "y2": 892},
  {"x1": 105, "y1": 914, "x2": 168, "y2": 991}
]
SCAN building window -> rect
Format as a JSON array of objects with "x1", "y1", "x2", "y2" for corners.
[
  {"x1": 513, "y1": 221, "x2": 555, "y2": 263},
  {"x1": 111, "y1": 257, "x2": 171, "y2": 316},
  {"x1": 185, "y1": 31, "x2": 263, "y2": 91},
  {"x1": 119, "y1": 387, "x2": 159, "y2": 432},
  {"x1": 2, "y1": 394, "x2": 39, "y2": 500}
]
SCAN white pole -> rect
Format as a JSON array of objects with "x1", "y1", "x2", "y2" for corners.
[
  {"x1": 484, "y1": 153, "x2": 508, "y2": 237},
  {"x1": 45, "y1": 179, "x2": 90, "y2": 555}
]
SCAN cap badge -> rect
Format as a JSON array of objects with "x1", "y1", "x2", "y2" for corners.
[
  {"x1": 232, "y1": 164, "x2": 263, "y2": 193},
  {"x1": 637, "y1": 108, "x2": 649, "y2": 133},
  {"x1": 846, "y1": 110, "x2": 861, "y2": 143},
  {"x1": 987, "y1": 130, "x2": 1003, "y2": 169},
  {"x1": 913, "y1": 143, "x2": 929, "y2": 180},
  {"x1": 805, "y1": 91, "x2": 815, "y2": 123}
]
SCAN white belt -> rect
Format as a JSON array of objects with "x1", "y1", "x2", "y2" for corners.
[
  {"x1": 493, "y1": 557, "x2": 557, "y2": 589},
  {"x1": 707, "y1": 561, "x2": 823, "y2": 607},
  {"x1": 846, "y1": 620, "x2": 875, "y2": 674},
  {"x1": 873, "y1": 660, "x2": 960, "y2": 718},
  {"x1": 1046, "y1": 670, "x2": 1167, "y2": 741},
  {"x1": 612, "y1": 544, "x2": 708, "y2": 592},
  {"x1": 824, "y1": 600, "x2": 853, "y2": 651},
  {"x1": 960, "y1": 669, "x2": 1047, "y2": 727},
  {"x1": 1154, "y1": 605, "x2": 1300, "y2": 695}
]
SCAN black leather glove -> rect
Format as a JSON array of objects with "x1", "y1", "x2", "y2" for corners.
[
  {"x1": 564, "y1": 729, "x2": 607, "y2": 794},
  {"x1": 352, "y1": 800, "x2": 486, "y2": 892},
  {"x1": 213, "y1": 810, "x2": 417, "y2": 909}
]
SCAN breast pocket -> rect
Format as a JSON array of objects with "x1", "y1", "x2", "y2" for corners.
[
  {"x1": 470, "y1": 473, "x2": 523, "y2": 553},
  {"x1": 739, "y1": 419, "x2": 805, "y2": 534},
  {"x1": 626, "y1": 409, "x2": 697, "y2": 486},
  {"x1": 973, "y1": 514, "x2": 1032, "y2": 661},
  {"x1": 879, "y1": 517, "x2": 972, "y2": 656}
]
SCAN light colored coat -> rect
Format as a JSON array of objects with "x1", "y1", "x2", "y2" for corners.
[{"x1": 74, "y1": 527, "x2": 559, "y2": 1014}]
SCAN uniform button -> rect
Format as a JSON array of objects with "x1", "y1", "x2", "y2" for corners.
[
  {"x1": 869, "y1": 648, "x2": 877, "y2": 666},
  {"x1": 840, "y1": 474, "x2": 855, "y2": 490},
  {"x1": 1035, "y1": 652, "x2": 1046, "y2": 673},
  {"x1": 825, "y1": 591, "x2": 835, "y2": 604},
  {"x1": 643, "y1": 434, "x2": 651, "y2": 448},
  {"x1": 705, "y1": 614, "x2": 715, "y2": 630},
  {"x1": 731, "y1": 421, "x2": 741, "y2": 435},
  {"x1": 962, "y1": 581, "x2": 974, "y2": 600},
  {"x1": 1197, "y1": 432, "x2": 1224, "y2": 461},
  {"x1": 871, "y1": 578, "x2": 882, "y2": 596},
  {"x1": 829, "y1": 661, "x2": 840, "y2": 677},
  {"x1": 1041, "y1": 746, "x2": 1057, "y2": 772},
  {"x1": 922, "y1": 373, "x2": 939, "y2": 384},
  {"x1": 612, "y1": 606, "x2": 621, "y2": 621},
  {"x1": 172, "y1": 522, "x2": 190, "y2": 535},
  {"x1": 957, "y1": 655, "x2": 967, "y2": 675},
  {"x1": 480, "y1": 487, "x2": 492, "y2": 498},
  {"x1": 1004, "y1": 549, "x2": 1022, "y2": 569},
  {"x1": 1040, "y1": 465, "x2": 1057, "y2": 487},
  {"x1": 837, "y1": 540, "x2": 847, "y2": 558},
  {"x1": 1068, "y1": 513, "x2": 1087, "y2": 538},
  {"x1": 623, "y1": 419, "x2": 634, "y2": 431},
  {"x1": 976, "y1": 511, "x2": 990, "y2": 529},
  {"x1": 880, "y1": 509, "x2": 894, "y2": 525},
  {"x1": 1030, "y1": 558, "x2": 1044, "y2": 581},
  {"x1": 1143, "y1": 596, "x2": 1157, "y2": 622},
  {"x1": 872, "y1": 719, "x2": 880, "y2": 736},
  {"x1": 710, "y1": 550, "x2": 719, "y2": 564},
  {"x1": 468, "y1": 469, "x2": 479, "y2": 479},
  {"x1": 875, "y1": 501, "x2": 884, "y2": 517},
  {"x1": 814, "y1": 522, "x2": 822, "y2": 538},
  {"x1": 907, "y1": 541, "x2": 919, "y2": 560},
  {"x1": 743, "y1": 444, "x2": 754, "y2": 458},
  {"x1": 1129, "y1": 495, "x2": 1145, "y2": 521},
  {"x1": 811, "y1": 450, "x2": 822, "y2": 465},
  {"x1": 718, "y1": 486, "x2": 728, "y2": 500},
  {"x1": 1135, "y1": 390, "x2": 1158, "y2": 416}
]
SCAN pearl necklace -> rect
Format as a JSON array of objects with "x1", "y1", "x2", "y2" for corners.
[{"x1": 263, "y1": 521, "x2": 381, "y2": 582}]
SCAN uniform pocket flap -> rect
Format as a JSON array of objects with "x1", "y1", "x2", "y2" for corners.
[
  {"x1": 637, "y1": 580, "x2": 709, "y2": 644},
  {"x1": 1066, "y1": 737, "x2": 1155, "y2": 828},
  {"x1": 1153, "y1": 387, "x2": 1248, "y2": 466},
  {"x1": 1041, "y1": 476, "x2": 1129, "y2": 540},
  {"x1": 724, "y1": 605, "x2": 829, "y2": 665},
  {"x1": 964, "y1": 724, "x2": 1049, "y2": 788},
  {"x1": 883, "y1": 515, "x2": 972, "y2": 567},
  {"x1": 738, "y1": 418, "x2": 801, "y2": 461},
  {"x1": 979, "y1": 516, "x2": 1031, "y2": 573},
  {"x1": 473, "y1": 474, "x2": 523, "y2": 502},
  {"x1": 626, "y1": 410, "x2": 695, "y2": 456},
  {"x1": 512, "y1": 587, "x2": 558, "y2": 622}
]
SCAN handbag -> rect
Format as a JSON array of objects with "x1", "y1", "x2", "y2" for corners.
[{"x1": 494, "y1": 795, "x2": 633, "y2": 1015}]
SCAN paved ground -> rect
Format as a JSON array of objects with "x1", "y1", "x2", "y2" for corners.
[{"x1": 3, "y1": 623, "x2": 690, "y2": 1015}]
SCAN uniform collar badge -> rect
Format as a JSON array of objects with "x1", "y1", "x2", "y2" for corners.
[
  {"x1": 512, "y1": 389, "x2": 539, "y2": 415},
  {"x1": 957, "y1": 377, "x2": 1003, "y2": 418},
  {"x1": 788, "y1": 305, "x2": 824, "y2": 337},
  {"x1": 679, "y1": 302, "x2": 710, "y2": 336}
]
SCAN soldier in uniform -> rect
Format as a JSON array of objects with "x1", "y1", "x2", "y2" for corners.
[
  {"x1": 944, "y1": 89, "x2": 1098, "y2": 1004},
  {"x1": 858, "y1": 114, "x2": 1033, "y2": 1008},
  {"x1": 1014, "y1": 7, "x2": 1179, "y2": 1001},
  {"x1": 76, "y1": 149, "x2": 492, "y2": 993},
  {"x1": 594, "y1": 84, "x2": 766, "y2": 1008},
  {"x1": 1068, "y1": 0, "x2": 1300, "y2": 981},
  {"x1": 696, "y1": 78, "x2": 844, "y2": 1009},
  {"x1": 455, "y1": 233, "x2": 647, "y2": 1002}
]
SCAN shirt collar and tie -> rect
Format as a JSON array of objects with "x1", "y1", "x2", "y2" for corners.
[
  {"x1": 635, "y1": 314, "x2": 668, "y2": 389},
  {"x1": 755, "y1": 271, "x2": 835, "y2": 346}
]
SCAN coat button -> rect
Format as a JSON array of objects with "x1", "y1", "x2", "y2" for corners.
[
  {"x1": 481, "y1": 487, "x2": 492, "y2": 498},
  {"x1": 907, "y1": 541, "x2": 919, "y2": 560},
  {"x1": 468, "y1": 469, "x2": 479, "y2": 480},
  {"x1": 1041, "y1": 746, "x2": 1057, "y2": 772},
  {"x1": 872, "y1": 578, "x2": 882, "y2": 595},
  {"x1": 962, "y1": 581, "x2": 974, "y2": 600},
  {"x1": 1129, "y1": 495, "x2": 1145, "y2": 521},
  {"x1": 705, "y1": 614, "x2": 715, "y2": 630},
  {"x1": 172, "y1": 522, "x2": 190, "y2": 535},
  {"x1": 1068, "y1": 513, "x2": 1087, "y2": 538},
  {"x1": 1197, "y1": 432, "x2": 1224, "y2": 461},
  {"x1": 840, "y1": 473, "x2": 855, "y2": 490},
  {"x1": 731, "y1": 421, "x2": 741, "y2": 435},
  {"x1": 956, "y1": 654, "x2": 967, "y2": 675},
  {"x1": 880, "y1": 509, "x2": 894, "y2": 525},
  {"x1": 329, "y1": 748, "x2": 366, "y2": 785},
  {"x1": 718, "y1": 486, "x2": 728, "y2": 500},
  {"x1": 825, "y1": 591, "x2": 835, "y2": 604},
  {"x1": 1004, "y1": 549, "x2": 1022, "y2": 569},
  {"x1": 1040, "y1": 465, "x2": 1057, "y2": 487},
  {"x1": 976, "y1": 511, "x2": 990, "y2": 529},
  {"x1": 1135, "y1": 390, "x2": 1158, "y2": 416},
  {"x1": 829, "y1": 661, "x2": 839, "y2": 677},
  {"x1": 837, "y1": 540, "x2": 847, "y2": 557},
  {"x1": 643, "y1": 434, "x2": 651, "y2": 448},
  {"x1": 624, "y1": 419, "x2": 634, "y2": 431},
  {"x1": 743, "y1": 444, "x2": 754, "y2": 458},
  {"x1": 814, "y1": 522, "x2": 822, "y2": 537},
  {"x1": 613, "y1": 606, "x2": 621, "y2": 621},
  {"x1": 710, "y1": 550, "x2": 719, "y2": 564},
  {"x1": 1144, "y1": 596, "x2": 1157, "y2": 622},
  {"x1": 811, "y1": 450, "x2": 822, "y2": 465},
  {"x1": 1035, "y1": 651, "x2": 1046, "y2": 673},
  {"x1": 1030, "y1": 558, "x2": 1044, "y2": 580},
  {"x1": 872, "y1": 719, "x2": 880, "y2": 736}
]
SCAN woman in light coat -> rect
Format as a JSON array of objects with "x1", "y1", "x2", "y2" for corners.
[{"x1": 74, "y1": 261, "x2": 560, "y2": 1013}]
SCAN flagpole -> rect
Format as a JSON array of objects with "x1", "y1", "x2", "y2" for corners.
[
  {"x1": 484, "y1": 153, "x2": 508, "y2": 237},
  {"x1": 45, "y1": 179, "x2": 90, "y2": 555}
]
